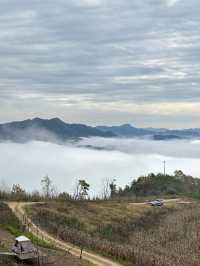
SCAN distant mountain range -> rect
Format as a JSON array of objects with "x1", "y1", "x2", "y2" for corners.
[
  {"x1": 0, "y1": 118, "x2": 115, "y2": 143},
  {"x1": 97, "y1": 124, "x2": 200, "y2": 140},
  {"x1": 0, "y1": 118, "x2": 200, "y2": 143}
]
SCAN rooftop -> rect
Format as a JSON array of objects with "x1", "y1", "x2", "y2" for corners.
[{"x1": 15, "y1": 236, "x2": 31, "y2": 242}]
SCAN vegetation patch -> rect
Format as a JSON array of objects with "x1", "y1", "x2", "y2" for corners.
[
  {"x1": 0, "y1": 202, "x2": 52, "y2": 249},
  {"x1": 28, "y1": 200, "x2": 192, "y2": 266},
  {"x1": 119, "y1": 171, "x2": 200, "y2": 198}
]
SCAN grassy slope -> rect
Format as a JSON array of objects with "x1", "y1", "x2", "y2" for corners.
[
  {"x1": 27, "y1": 200, "x2": 153, "y2": 243},
  {"x1": 0, "y1": 202, "x2": 93, "y2": 266},
  {"x1": 0, "y1": 202, "x2": 52, "y2": 249},
  {"x1": 27, "y1": 200, "x2": 187, "y2": 266},
  {"x1": 0, "y1": 228, "x2": 93, "y2": 266},
  {"x1": 31, "y1": 200, "x2": 149, "y2": 226}
]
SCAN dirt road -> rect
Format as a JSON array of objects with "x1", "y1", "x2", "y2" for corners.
[
  {"x1": 7, "y1": 202, "x2": 122, "y2": 266},
  {"x1": 129, "y1": 198, "x2": 185, "y2": 206}
]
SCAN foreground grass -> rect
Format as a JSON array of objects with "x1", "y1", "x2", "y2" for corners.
[
  {"x1": 0, "y1": 224, "x2": 53, "y2": 249},
  {"x1": 0, "y1": 202, "x2": 94, "y2": 266},
  {"x1": 0, "y1": 202, "x2": 53, "y2": 249}
]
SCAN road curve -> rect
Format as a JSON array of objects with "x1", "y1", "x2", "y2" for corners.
[{"x1": 7, "y1": 202, "x2": 122, "y2": 266}]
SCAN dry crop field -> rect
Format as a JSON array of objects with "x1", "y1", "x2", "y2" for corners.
[{"x1": 26, "y1": 200, "x2": 200, "y2": 266}]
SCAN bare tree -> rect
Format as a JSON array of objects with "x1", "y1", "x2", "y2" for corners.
[
  {"x1": 50, "y1": 184, "x2": 59, "y2": 198},
  {"x1": 41, "y1": 175, "x2": 52, "y2": 198},
  {"x1": 100, "y1": 178, "x2": 111, "y2": 200},
  {"x1": 0, "y1": 179, "x2": 10, "y2": 192},
  {"x1": 73, "y1": 179, "x2": 81, "y2": 200}
]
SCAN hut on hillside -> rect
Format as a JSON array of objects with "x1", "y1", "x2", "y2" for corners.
[{"x1": 11, "y1": 236, "x2": 38, "y2": 260}]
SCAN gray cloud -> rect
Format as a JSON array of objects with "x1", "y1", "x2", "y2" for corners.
[{"x1": 0, "y1": 0, "x2": 200, "y2": 127}]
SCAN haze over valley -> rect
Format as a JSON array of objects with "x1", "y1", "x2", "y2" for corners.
[{"x1": 1, "y1": 132, "x2": 200, "y2": 195}]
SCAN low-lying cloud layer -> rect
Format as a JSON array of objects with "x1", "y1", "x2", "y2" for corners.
[
  {"x1": 78, "y1": 137, "x2": 200, "y2": 158},
  {"x1": 1, "y1": 138, "x2": 200, "y2": 195},
  {"x1": 0, "y1": 0, "x2": 200, "y2": 127}
]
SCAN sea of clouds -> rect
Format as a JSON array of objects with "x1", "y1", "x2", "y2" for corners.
[{"x1": 0, "y1": 137, "x2": 200, "y2": 196}]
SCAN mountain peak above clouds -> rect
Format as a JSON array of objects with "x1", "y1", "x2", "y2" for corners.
[{"x1": 0, "y1": 117, "x2": 115, "y2": 143}]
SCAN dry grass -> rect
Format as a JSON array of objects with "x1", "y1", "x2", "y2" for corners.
[
  {"x1": 29, "y1": 200, "x2": 150, "y2": 232},
  {"x1": 28, "y1": 200, "x2": 186, "y2": 265},
  {"x1": 0, "y1": 202, "x2": 93, "y2": 266},
  {"x1": 27, "y1": 199, "x2": 200, "y2": 265},
  {"x1": 128, "y1": 203, "x2": 200, "y2": 266}
]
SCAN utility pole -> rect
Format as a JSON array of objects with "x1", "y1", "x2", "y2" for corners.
[{"x1": 163, "y1": 160, "x2": 166, "y2": 176}]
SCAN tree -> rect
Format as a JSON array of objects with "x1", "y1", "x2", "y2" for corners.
[
  {"x1": 31, "y1": 190, "x2": 41, "y2": 201},
  {"x1": 58, "y1": 192, "x2": 71, "y2": 201},
  {"x1": 174, "y1": 170, "x2": 185, "y2": 180},
  {"x1": 50, "y1": 184, "x2": 58, "y2": 198},
  {"x1": 109, "y1": 179, "x2": 117, "y2": 198},
  {"x1": 0, "y1": 179, "x2": 10, "y2": 193},
  {"x1": 73, "y1": 179, "x2": 90, "y2": 200},
  {"x1": 41, "y1": 175, "x2": 52, "y2": 198},
  {"x1": 101, "y1": 178, "x2": 111, "y2": 200},
  {"x1": 11, "y1": 184, "x2": 26, "y2": 200},
  {"x1": 11, "y1": 184, "x2": 25, "y2": 194}
]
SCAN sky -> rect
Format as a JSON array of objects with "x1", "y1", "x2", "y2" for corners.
[{"x1": 0, "y1": 0, "x2": 200, "y2": 128}]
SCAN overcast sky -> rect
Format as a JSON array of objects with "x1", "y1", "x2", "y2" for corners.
[{"x1": 0, "y1": 0, "x2": 200, "y2": 128}]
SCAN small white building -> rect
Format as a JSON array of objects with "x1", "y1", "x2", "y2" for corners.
[{"x1": 11, "y1": 235, "x2": 38, "y2": 260}]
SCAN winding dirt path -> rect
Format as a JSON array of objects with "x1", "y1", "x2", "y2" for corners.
[{"x1": 7, "y1": 202, "x2": 122, "y2": 266}]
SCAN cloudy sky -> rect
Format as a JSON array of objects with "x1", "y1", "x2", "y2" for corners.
[{"x1": 0, "y1": 0, "x2": 200, "y2": 128}]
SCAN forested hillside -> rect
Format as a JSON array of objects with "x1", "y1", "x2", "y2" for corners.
[{"x1": 119, "y1": 170, "x2": 200, "y2": 198}]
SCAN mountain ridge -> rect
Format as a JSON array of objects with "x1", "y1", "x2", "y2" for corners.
[
  {"x1": 96, "y1": 124, "x2": 200, "y2": 139},
  {"x1": 0, "y1": 117, "x2": 115, "y2": 143},
  {"x1": 1, "y1": 118, "x2": 200, "y2": 143}
]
